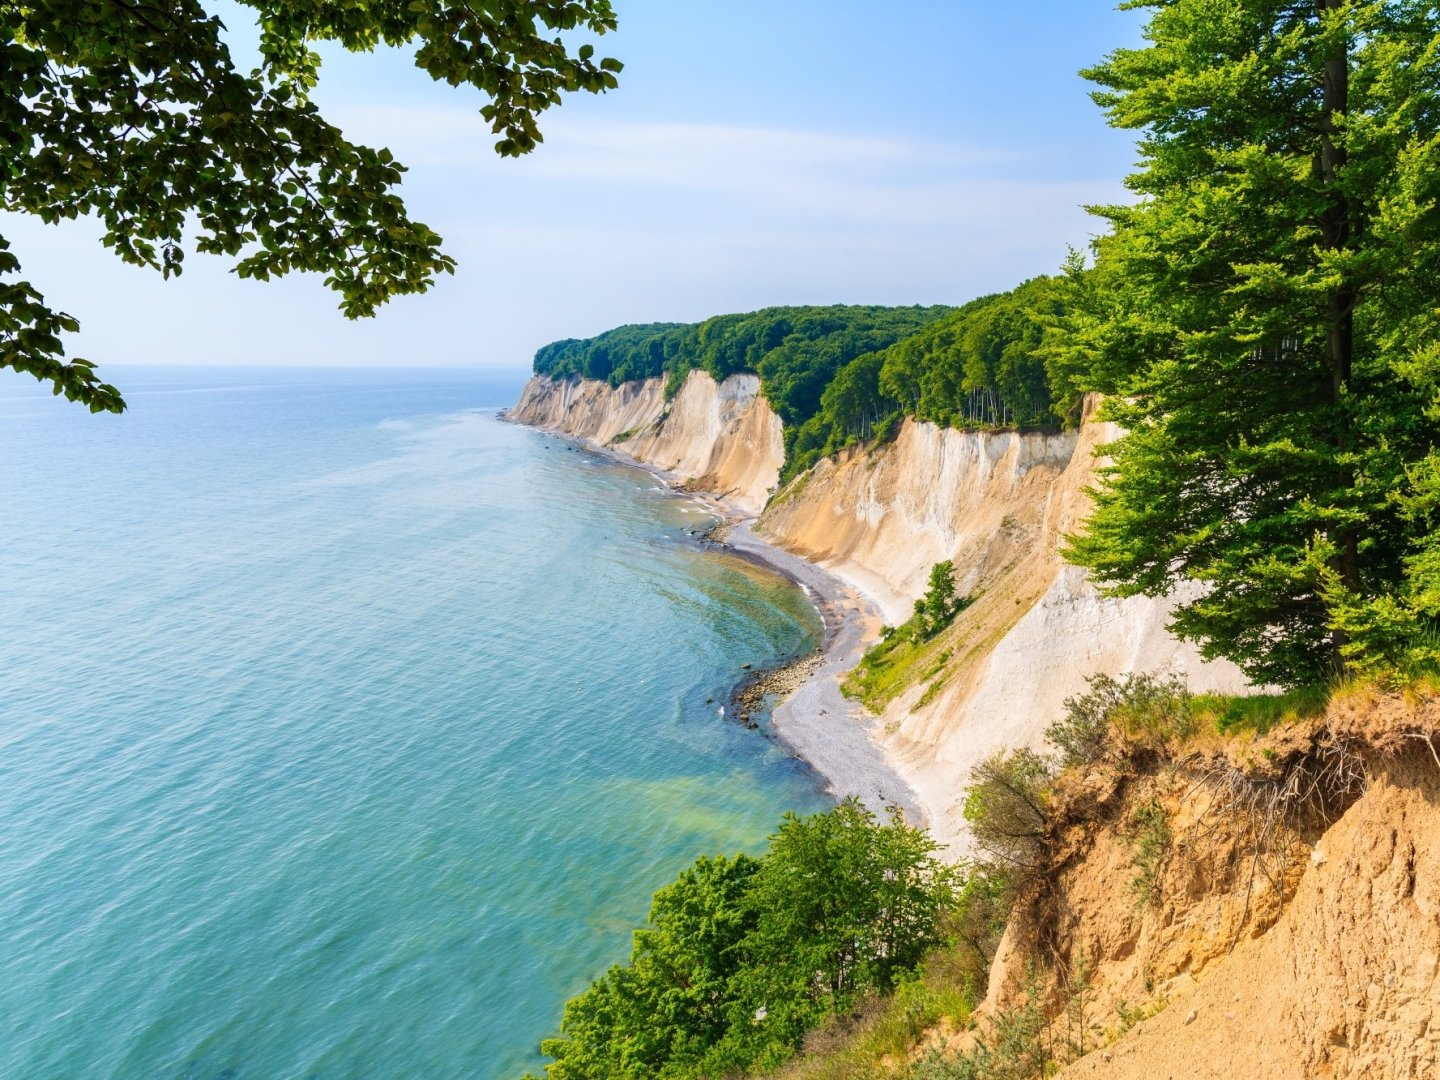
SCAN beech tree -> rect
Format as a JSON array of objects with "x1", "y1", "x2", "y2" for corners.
[
  {"x1": 1060, "y1": 0, "x2": 1440, "y2": 685},
  {"x1": 1, "y1": 0, "x2": 621, "y2": 411}
]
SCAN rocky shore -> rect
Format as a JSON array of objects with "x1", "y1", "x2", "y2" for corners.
[{"x1": 500, "y1": 410, "x2": 924, "y2": 823}]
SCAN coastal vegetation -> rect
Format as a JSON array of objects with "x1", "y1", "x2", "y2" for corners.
[
  {"x1": 529, "y1": 285, "x2": 1070, "y2": 482},
  {"x1": 531, "y1": 801, "x2": 959, "y2": 1079},
  {"x1": 532, "y1": 305, "x2": 955, "y2": 476},
  {"x1": 845, "y1": 563, "x2": 971, "y2": 710},
  {"x1": 554, "y1": 670, "x2": 1344, "y2": 1080},
  {"x1": 782, "y1": 278, "x2": 1067, "y2": 479}
]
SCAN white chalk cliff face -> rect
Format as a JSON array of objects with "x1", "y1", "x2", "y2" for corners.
[
  {"x1": 757, "y1": 397, "x2": 1250, "y2": 847},
  {"x1": 511, "y1": 372, "x2": 783, "y2": 516},
  {"x1": 512, "y1": 374, "x2": 1251, "y2": 844}
]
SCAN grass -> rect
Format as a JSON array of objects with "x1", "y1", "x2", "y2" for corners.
[
  {"x1": 845, "y1": 562, "x2": 973, "y2": 710},
  {"x1": 760, "y1": 945, "x2": 979, "y2": 1080},
  {"x1": 767, "y1": 467, "x2": 815, "y2": 509},
  {"x1": 845, "y1": 630, "x2": 952, "y2": 710},
  {"x1": 1190, "y1": 685, "x2": 1331, "y2": 736}
]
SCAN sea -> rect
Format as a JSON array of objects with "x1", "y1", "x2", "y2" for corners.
[{"x1": 0, "y1": 366, "x2": 829, "y2": 1079}]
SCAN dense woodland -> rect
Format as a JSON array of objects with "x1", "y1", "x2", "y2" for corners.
[
  {"x1": 531, "y1": 285, "x2": 1068, "y2": 480},
  {"x1": 533, "y1": 305, "x2": 954, "y2": 473}
]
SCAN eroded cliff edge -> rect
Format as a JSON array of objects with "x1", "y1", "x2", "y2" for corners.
[
  {"x1": 512, "y1": 370, "x2": 783, "y2": 517},
  {"x1": 992, "y1": 692, "x2": 1440, "y2": 1080},
  {"x1": 510, "y1": 372, "x2": 1250, "y2": 847}
]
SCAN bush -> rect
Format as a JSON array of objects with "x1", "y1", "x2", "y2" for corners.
[
  {"x1": 538, "y1": 801, "x2": 956, "y2": 1079},
  {"x1": 919, "y1": 561, "x2": 964, "y2": 637},
  {"x1": 1125, "y1": 799, "x2": 1170, "y2": 908},
  {"x1": 747, "y1": 859, "x2": 1012, "y2": 1080},
  {"x1": 951, "y1": 861, "x2": 1012, "y2": 975},
  {"x1": 963, "y1": 750, "x2": 1054, "y2": 872},
  {"x1": 1045, "y1": 671, "x2": 1194, "y2": 766},
  {"x1": 909, "y1": 966, "x2": 1054, "y2": 1080}
]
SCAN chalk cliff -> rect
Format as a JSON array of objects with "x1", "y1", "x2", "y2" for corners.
[
  {"x1": 511, "y1": 372, "x2": 783, "y2": 517},
  {"x1": 512, "y1": 375, "x2": 1436, "y2": 1080},
  {"x1": 511, "y1": 373, "x2": 1249, "y2": 846},
  {"x1": 756, "y1": 397, "x2": 1250, "y2": 847}
]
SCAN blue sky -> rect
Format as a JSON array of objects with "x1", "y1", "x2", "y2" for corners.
[{"x1": 3, "y1": 1, "x2": 1145, "y2": 368}]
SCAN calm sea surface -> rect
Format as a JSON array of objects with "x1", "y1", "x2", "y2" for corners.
[{"x1": 0, "y1": 367, "x2": 827, "y2": 1078}]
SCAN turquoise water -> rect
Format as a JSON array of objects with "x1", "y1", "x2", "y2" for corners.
[{"x1": 0, "y1": 367, "x2": 828, "y2": 1079}]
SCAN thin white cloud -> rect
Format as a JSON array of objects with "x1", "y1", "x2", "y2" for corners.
[
  {"x1": 333, "y1": 106, "x2": 1009, "y2": 172},
  {"x1": 1, "y1": 110, "x2": 1122, "y2": 367},
  {"x1": 328, "y1": 107, "x2": 1113, "y2": 229}
]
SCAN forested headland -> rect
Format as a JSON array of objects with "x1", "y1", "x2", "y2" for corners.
[{"x1": 531, "y1": 281, "x2": 1069, "y2": 482}]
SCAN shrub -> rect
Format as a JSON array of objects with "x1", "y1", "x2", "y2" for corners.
[
  {"x1": 909, "y1": 966, "x2": 1054, "y2": 1080},
  {"x1": 538, "y1": 801, "x2": 956, "y2": 1079},
  {"x1": 1125, "y1": 799, "x2": 1170, "y2": 908},
  {"x1": 1046, "y1": 671, "x2": 1194, "y2": 766},
  {"x1": 963, "y1": 750, "x2": 1054, "y2": 872}
]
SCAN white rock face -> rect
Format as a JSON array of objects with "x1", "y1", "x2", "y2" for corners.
[
  {"x1": 510, "y1": 372, "x2": 783, "y2": 516},
  {"x1": 756, "y1": 403, "x2": 1251, "y2": 849},
  {"x1": 513, "y1": 375, "x2": 1254, "y2": 848}
]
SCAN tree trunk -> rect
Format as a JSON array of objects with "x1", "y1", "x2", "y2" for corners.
[
  {"x1": 1319, "y1": 0, "x2": 1353, "y2": 406},
  {"x1": 1318, "y1": 0, "x2": 1362, "y2": 632}
]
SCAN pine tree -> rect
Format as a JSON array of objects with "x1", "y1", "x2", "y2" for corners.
[{"x1": 1059, "y1": 0, "x2": 1440, "y2": 685}]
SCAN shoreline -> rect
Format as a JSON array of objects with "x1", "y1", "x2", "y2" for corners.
[{"x1": 501, "y1": 409, "x2": 925, "y2": 825}]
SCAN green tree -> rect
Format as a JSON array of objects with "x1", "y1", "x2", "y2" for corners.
[
  {"x1": 542, "y1": 854, "x2": 761, "y2": 1079},
  {"x1": 925, "y1": 560, "x2": 960, "y2": 630},
  {"x1": 879, "y1": 277, "x2": 1066, "y2": 432},
  {"x1": 3, "y1": 0, "x2": 621, "y2": 411},
  {"x1": 723, "y1": 801, "x2": 952, "y2": 1065},
  {"x1": 536, "y1": 802, "x2": 955, "y2": 1079},
  {"x1": 963, "y1": 749, "x2": 1053, "y2": 873},
  {"x1": 1060, "y1": 0, "x2": 1440, "y2": 684}
]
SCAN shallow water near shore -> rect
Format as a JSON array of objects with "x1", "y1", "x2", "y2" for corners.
[{"x1": 0, "y1": 367, "x2": 828, "y2": 1079}]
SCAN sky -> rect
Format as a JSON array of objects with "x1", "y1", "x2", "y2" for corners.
[{"x1": 3, "y1": 1, "x2": 1147, "y2": 369}]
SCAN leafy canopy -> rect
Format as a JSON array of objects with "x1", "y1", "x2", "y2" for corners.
[
  {"x1": 1058, "y1": 0, "x2": 1440, "y2": 685},
  {"x1": 536, "y1": 801, "x2": 956, "y2": 1079},
  {"x1": 1, "y1": 0, "x2": 621, "y2": 411},
  {"x1": 531, "y1": 305, "x2": 953, "y2": 473},
  {"x1": 531, "y1": 281, "x2": 1078, "y2": 484}
]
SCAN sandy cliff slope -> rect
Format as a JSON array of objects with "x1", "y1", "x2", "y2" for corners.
[
  {"x1": 1063, "y1": 758, "x2": 1440, "y2": 1078},
  {"x1": 755, "y1": 401, "x2": 1252, "y2": 848},
  {"x1": 970, "y1": 694, "x2": 1440, "y2": 1080},
  {"x1": 511, "y1": 373, "x2": 783, "y2": 516}
]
